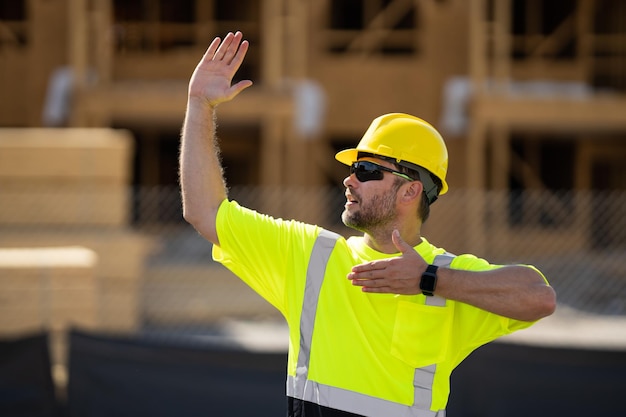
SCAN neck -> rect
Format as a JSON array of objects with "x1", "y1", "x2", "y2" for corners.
[{"x1": 363, "y1": 226, "x2": 422, "y2": 254}]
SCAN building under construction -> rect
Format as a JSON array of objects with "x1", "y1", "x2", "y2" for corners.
[
  {"x1": 2, "y1": 0, "x2": 625, "y2": 227},
  {"x1": 2, "y1": 0, "x2": 626, "y2": 312},
  {"x1": 1, "y1": 1, "x2": 625, "y2": 413}
]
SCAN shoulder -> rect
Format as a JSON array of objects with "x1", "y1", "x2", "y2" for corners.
[
  {"x1": 216, "y1": 199, "x2": 324, "y2": 247},
  {"x1": 419, "y1": 237, "x2": 500, "y2": 271}
]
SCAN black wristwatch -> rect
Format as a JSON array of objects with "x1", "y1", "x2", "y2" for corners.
[{"x1": 420, "y1": 264, "x2": 439, "y2": 296}]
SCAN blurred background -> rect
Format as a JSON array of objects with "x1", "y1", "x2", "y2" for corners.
[{"x1": 0, "y1": 0, "x2": 625, "y2": 416}]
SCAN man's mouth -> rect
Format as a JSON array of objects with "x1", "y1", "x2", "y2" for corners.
[{"x1": 345, "y1": 193, "x2": 359, "y2": 206}]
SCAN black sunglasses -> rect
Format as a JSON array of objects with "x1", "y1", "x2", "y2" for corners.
[{"x1": 350, "y1": 161, "x2": 414, "y2": 182}]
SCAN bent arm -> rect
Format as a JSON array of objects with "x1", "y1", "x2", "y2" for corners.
[
  {"x1": 179, "y1": 32, "x2": 252, "y2": 244},
  {"x1": 349, "y1": 230, "x2": 556, "y2": 322}
]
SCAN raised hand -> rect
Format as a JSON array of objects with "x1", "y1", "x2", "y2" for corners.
[
  {"x1": 188, "y1": 31, "x2": 253, "y2": 107},
  {"x1": 348, "y1": 230, "x2": 428, "y2": 294}
]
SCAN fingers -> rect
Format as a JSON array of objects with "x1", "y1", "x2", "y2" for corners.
[
  {"x1": 229, "y1": 39, "x2": 249, "y2": 69},
  {"x1": 213, "y1": 32, "x2": 235, "y2": 61},
  {"x1": 361, "y1": 286, "x2": 392, "y2": 294},
  {"x1": 209, "y1": 31, "x2": 246, "y2": 64},
  {"x1": 224, "y1": 32, "x2": 246, "y2": 65},
  {"x1": 351, "y1": 260, "x2": 387, "y2": 274},
  {"x1": 203, "y1": 36, "x2": 222, "y2": 62},
  {"x1": 352, "y1": 279, "x2": 411, "y2": 295},
  {"x1": 200, "y1": 32, "x2": 242, "y2": 63},
  {"x1": 350, "y1": 278, "x2": 380, "y2": 288}
]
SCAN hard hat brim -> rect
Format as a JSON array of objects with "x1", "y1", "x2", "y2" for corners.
[{"x1": 335, "y1": 148, "x2": 358, "y2": 166}]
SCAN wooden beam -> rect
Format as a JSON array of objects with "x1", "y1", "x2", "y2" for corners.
[
  {"x1": 473, "y1": 96, "x2": 626, "y2": 131},
  {"x1": 93, "y1": 0, "x2": 113, "y2": 84},
  {"x1": 490, "y1": 125, "x2": 510, "y2": 190},
  {"x1": 73, "y1": 82, "x2": 293, "y2": 127},
  {"x1": 469, "y1": 0, "x2": 487, "y2": 91},
  {"x1": 261, "y1": 0, "x2": 283, "y2": 87},
  {"x1": 68, "y1": 0, "x2": 88, "y2": 89},
  {"x1": 195, "y1": 0, "x2": 215, "y2": 44},
  {"x1": 347, "y1": 0, "x2": 415, "y2": 54},
  {"x1": 529, "y1": 14, "x2": 575, "y2": 58},
  {"x1": 493, "y1": 0, "x2": 511, "y2": 91},
  {"x1": 285, "y1": 0, "x2": 315, "y2": 187}
]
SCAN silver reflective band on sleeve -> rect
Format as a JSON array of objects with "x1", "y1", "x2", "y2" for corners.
[
  {"x1": 433, "y1": 253, "x2": 455, "y2": 268},
  {"x1": 287, "y1": 230, "x2": 447, "y2": 417},
  {"x1": 425, "y1": 253, "x2": 456, "y2": 307}
]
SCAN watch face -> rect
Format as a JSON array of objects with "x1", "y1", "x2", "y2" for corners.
[{"x1": 420, "y1": 274, "x2": 436, "y2": 291}]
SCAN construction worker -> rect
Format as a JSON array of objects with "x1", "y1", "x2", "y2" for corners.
[{"x1": 180, "y1": 32, "x2": 556, "y2": 417}]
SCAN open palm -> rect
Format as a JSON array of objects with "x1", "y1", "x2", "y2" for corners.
[{"x1": 189, "y1": 31, "x2": 253, "y2": 107}]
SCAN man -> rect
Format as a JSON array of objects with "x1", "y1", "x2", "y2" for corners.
[{"x1": 180, "y1": 32, "x2": 556, "y2": 417}]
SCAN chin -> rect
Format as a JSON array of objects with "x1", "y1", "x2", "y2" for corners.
[
  {"x1": 341, "y1": 212, "x2": 353, "y2": 227},
  {"x1": 341, "y1": 213, "x2": 363, "y2": 232}
]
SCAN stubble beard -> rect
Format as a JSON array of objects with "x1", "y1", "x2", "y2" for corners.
[{"x1": 342, "y1": 185, "x2": 399, "y2": 233}]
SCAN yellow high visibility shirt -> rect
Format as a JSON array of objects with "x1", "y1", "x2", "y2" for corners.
[{"x1": 213, "y1": 200, "x2": 543, "y2": 413}]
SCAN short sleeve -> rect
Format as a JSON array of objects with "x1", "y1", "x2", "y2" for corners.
[
  {"x1": 212, "y1": 200, "x2": 319, "y2": 315},
  {"x1": 447, "y1": 254, "x2": 542, "y2": 363}
]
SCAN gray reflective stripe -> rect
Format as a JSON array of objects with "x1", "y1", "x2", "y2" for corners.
[
  {"x1": 287, "y1": 375, "x2": 444, "y2": 417},
  {"x1": 433, "y1": 253, "x2": 455, "y2": 268},
  {"x1": 425, "y1": 253, "x2": 456, "y2": 307},
  {"x1": 288, "y1": 231, "x2": 447, "y2": 417},
  {"x1": 413, "y1": 364, "x2": 437, "y2": 409},
  {"x1": 416, "y1": 253, "x2": 455, "y2": 410},
  {"x1": 290, "y1": 229, "x2": 340, "y2": 398}
]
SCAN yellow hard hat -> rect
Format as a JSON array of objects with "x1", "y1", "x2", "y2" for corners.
[{"x1": 335, "y1": 113, "x2": 449, "y2": 198}]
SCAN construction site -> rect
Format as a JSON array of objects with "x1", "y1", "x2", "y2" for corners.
[{"x1": 0, "y1": 1, "x2": 625, "y2": 416}]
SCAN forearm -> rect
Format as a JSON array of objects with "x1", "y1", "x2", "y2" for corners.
[
  {"x1": 179, "y1": 32, "x2": 252, "y2": 244},
  {"x1": 180, "y1": 98, "x2": 227, "y2": 244},
  {"x1": 435, "y1": 265, "x2": 556, "y2": 322}
]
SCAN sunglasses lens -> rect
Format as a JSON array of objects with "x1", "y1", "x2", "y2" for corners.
[{"x1": 350, "y1": 162, "x2": 384, "y2": 182}]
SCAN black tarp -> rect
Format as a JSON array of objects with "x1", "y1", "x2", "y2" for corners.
[
  {"x1": 66, "y1": 329, "x2": 287, "y2": 417},
  {"x1": 65, "y1": 329, "x2": 626, "y2": 417},
  {"x1": 0, "y1": 332, "x2": 59, "y2": 417},
  {"x1": 447, "y1": 341, "x2": 626, "y2": 417}
]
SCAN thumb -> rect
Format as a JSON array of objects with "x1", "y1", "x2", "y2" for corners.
[
  {"x1": 227, "y1": 79, "x2": 253, "y2": 100},
  {"x1": 391, "y1": 229, "x2": 413, "y2": 254}
]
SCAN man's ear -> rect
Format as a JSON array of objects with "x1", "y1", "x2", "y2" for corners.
[{"x1": 401, "y1": 181, "x2": 423, "y2": 203}]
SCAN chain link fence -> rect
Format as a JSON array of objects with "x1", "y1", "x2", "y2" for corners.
[{"x1": 1, "y1": 185, "x2": 625, "y2": 339}]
